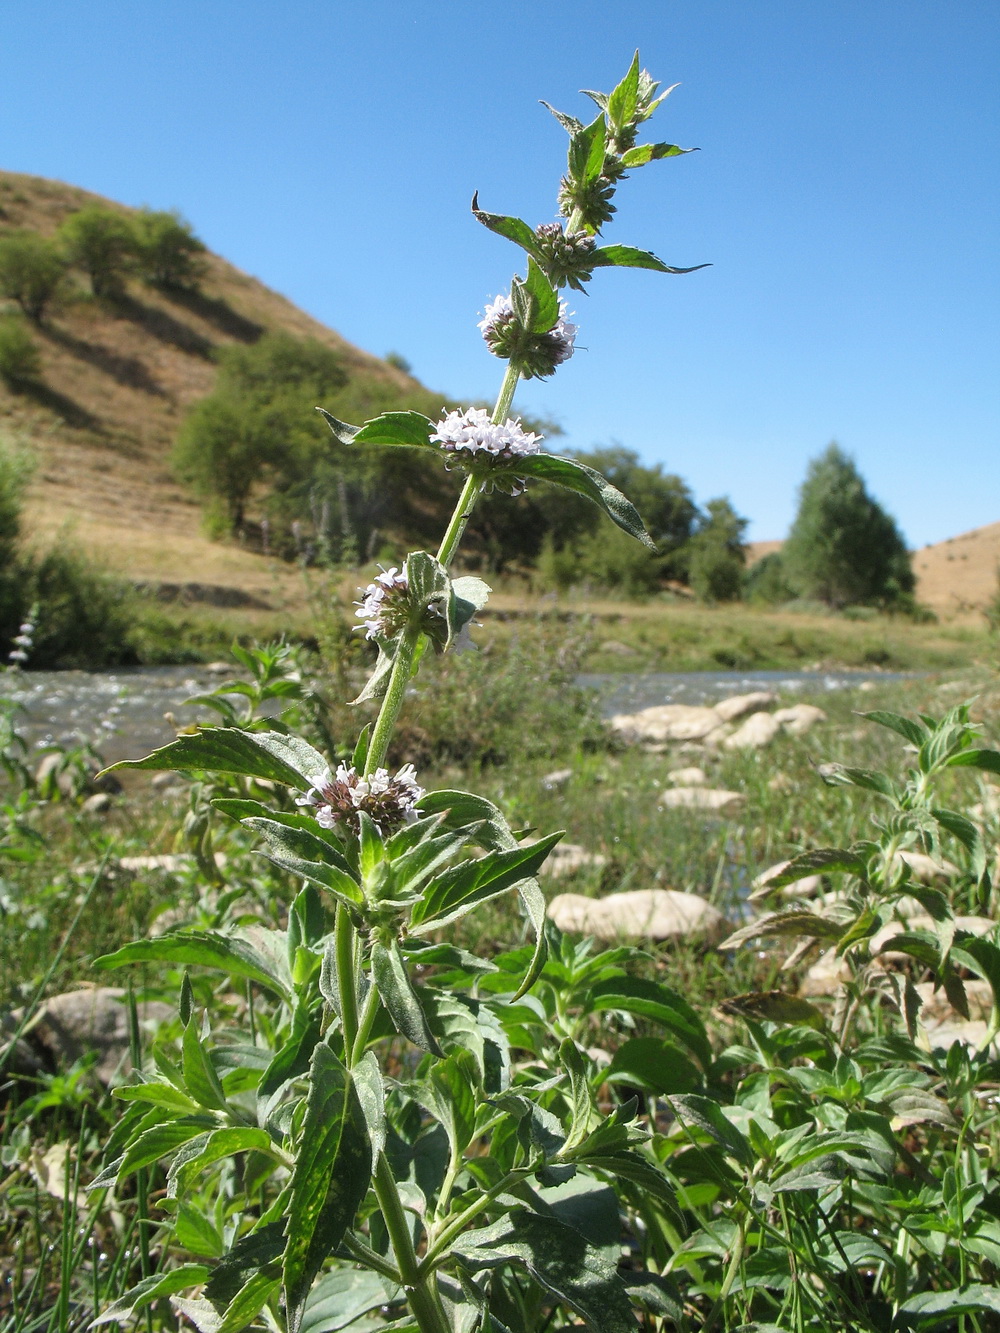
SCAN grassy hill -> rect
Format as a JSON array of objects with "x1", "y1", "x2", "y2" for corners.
[{"x1": 0, "y1": 169, "x2": 441, "y2": 622}]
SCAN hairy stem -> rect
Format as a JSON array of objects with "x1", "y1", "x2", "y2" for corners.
[
  {"x1": 363, "y1": 622, "x2": 420, "y2": 777},
  {"x1": 374, "y1": 1154, "x2": 450, "y2": 1333},
  {"x1": 435, "y1": 472, "x2": 482, "y2": 570},
  {"x1": 334, "y1": 903, "x2": 359, "y2": 1055}
]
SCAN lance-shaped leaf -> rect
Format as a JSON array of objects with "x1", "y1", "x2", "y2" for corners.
[
  {"x1": 619, "y1": 142, "x2": 696, "y2": 167},
  {"x1": 299, "y1": 1268, "x2": 401, "y2": 1333},
  {"x1": 719, "y1": 991, "x2": 825, "y2": 1029},
  {"x1": 568, "y1": 113, "x2": 609, "y2": 186},
  {"x1": 859, "y1": 710, "x2": 929, "y2": 748},
  {"x1": 318, "y1": 407, "x2": 435, "y2": 450},
  {"x1": 471, "y1": 193, "x2": 541, "y2": 258},
  {"x1": 606, "y1": 52, "x2": 640, "y2": 132},
  {"x1": 763, "y1": 847, "x2": 867, "y2": 890},
  {"x1": 454, "y1": 1208, "x2": 637, "y2": 1333},
  {"x1": 418, "y1": 789, "x2": 550, "y2": 998},
  {"x1": 245, "y1": 818, "x2": 364, "y2": 909},
  {"x1": 103, "y1": 727, "x2": 327, "y2": 792},
  {"x1": 514, "y1": 454, "x2": 654, "y2": 548},
  {"x1": 540, "y1": 101, "x2": 583, "y2": 136},
  {"x1": 720, "y1": 909, "x2": 846, "y2": 951},
  {"x1": 283, "y1": 1041, "x2": 372, "y2": 1333},
  {"x1": 511, "y1": 257, "x2": 559, "y2": 334},
  {"x1": 589, "y1": 976, "x2": 712, "y2": 1069},
  {"x1": 94, "y1": 929, "x2": 293, "y2": 1000},
  {"x1": 410, "y1": 832, "x2": 564, "y2": 932},
  {"x1": 371, "y1": 938, "x2": 442, "y2": 1055},
  {"x1": 946, "y1": 747, "x2": 1000, "y2": 774},
  {"x1": 92, "y1": 1266, "x2": 211, "y2": 1326},
  {"x1": 591, "y1": 244, "x2": 709, "y2": 276}
]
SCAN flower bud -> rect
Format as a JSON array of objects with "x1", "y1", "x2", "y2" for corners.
[
  {"x1": 478, "y1": 294, "x2": 577, "y2": 380},
  {"x1": 557, "y1": 173, "x2": 616, "y2": 232},
  {"x1": 533, "y1": 223, "x2": 598, "y2": 291}
]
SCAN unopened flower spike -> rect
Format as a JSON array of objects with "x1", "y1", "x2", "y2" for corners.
[{"x1": 296, "y1": 762, "x2": 424, "y2": 836}]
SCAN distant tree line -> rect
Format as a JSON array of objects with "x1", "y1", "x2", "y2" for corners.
[{"x1": 172, "y1": 332, "x2": 917, "y2": 611}]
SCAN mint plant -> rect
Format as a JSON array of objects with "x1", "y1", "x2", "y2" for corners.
[{"x1": 90, "y1": 56, "x2": 710, "y2": 1333}]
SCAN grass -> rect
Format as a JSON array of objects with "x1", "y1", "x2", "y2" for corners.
[{"x1": 1, "y1": 627, "x2": 998, "y2": 1329}]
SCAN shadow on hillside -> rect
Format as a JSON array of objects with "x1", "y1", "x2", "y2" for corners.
[
  {"x1": 159, "y1": 286, "x2": 263, "y2": 343},
  {"x1": 112, "y1": 294, "x2": 216, "y2": 359},
  {"x1": 42, "y1": 325, "x2": 168, "y2": 397},
  {"x1": 13, "y1": 379, "x2": 103, "y2": 432}
]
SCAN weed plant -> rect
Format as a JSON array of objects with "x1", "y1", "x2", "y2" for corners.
[{"x1": 2, "y1": 55, "x2": 1000, "y2": 1333}]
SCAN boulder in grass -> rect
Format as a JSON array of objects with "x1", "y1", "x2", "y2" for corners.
[
  {"x1": 667, "y1": 766, "x2": 708, "y2": 787},
  {"x1": 609, "y1": 705, "x2": 723, "y2": 744},
  {"x1": 773, "y1": 704, "x2": 827, "y2": 736},
  {"x1": 548, "y1": 889, "x2": 732, "y2": 945},
  {"x1": 723, "y1": 713, "x2": 783, "y2": 750},
  {"x1": 799, "y1": 950, "x2": 851, "y2": 997},
  {"x1": 713, "y1": 691, "x2": 778, "y2": 724},
  {"x1": 538, "y1": 843, "x2": 608, "y2": 878},
  {"x1": 12, "y1": 987, "x2": 173, "y2": 1085},
  {"x1": 659, "y1": 787, "x2": 745, "y2": 815}
]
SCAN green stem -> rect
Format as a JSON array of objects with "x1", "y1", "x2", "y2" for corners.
[
  {"x1": 490, "y1": 359, "x2": 521, "y2": 425},
  {"x1": 334, "y1": 904, "x2": 359, "y2": 1055},
  {"x1": 374, "y1": 1154, "x2": 451, "y2": 1333},
  {"x1": 363, "y1": 624, "x2": 420, "y2": 777},
  {"x1": 350, "y1": 982, "x2": 382, "y2": 1066},
  {"x1": 435, "y1": 472, "x2": 482, "y2": 570},
  {"x1": 701, "y1": 1215, "x2": 747, "y2": 1332}
]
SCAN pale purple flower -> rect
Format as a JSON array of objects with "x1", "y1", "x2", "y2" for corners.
[
  {"x1": 296, "y1": 762, "x2": 424, "y2": 835},
  {"x1": 430, "y1": 407, "x2": 542, "y2": 459},
  {"x1": 355, "y1": 566, "x2": 409, "y2": 640},
  {"x1": 477, "y1": 294, "x2": 577, "y2": 369}
]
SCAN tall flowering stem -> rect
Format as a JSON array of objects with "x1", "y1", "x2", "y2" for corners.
[{"x1": 362, "y1": 360, "x2": 522, "y2": 778}]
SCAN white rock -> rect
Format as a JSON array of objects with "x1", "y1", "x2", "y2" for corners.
[
  {"x1": 118, "y1": 853, "x2": 192, "y2": 874},
  {"x1": 539, "y1": 843, "x2": 608, "y2": 878},
  {"x1": 205, "y1": 662, "x2": 232, "y2": 674},
  {"x1": 609, "y1": 705, "x2": 723, "y2": 744},
  {"x1": 151, "y1": 771, "x2": 185, "y2": 790},
  {"x1": 81, "y1": 792, "x2": 112, "y2": 815},
  {"x1": 799, "y1": 950, "x2": 851, "y2": 997},
  {"x1": 12, "y1": 987, "x2": 173, "y2": 1084},
  {"x1": 659, "y1": 787, "x2": 745, "y2": 815},
  {"x1": 724, "y1": 713, "x2": 783, "y2": 750},
  {"x1": 713, "y1": 691, "x2": 778, "y2": 723},
  {"x1": 701, "y1": 724, "x2": 735, "y2": 749},
  {"x1": 915, "y1": 979, "x2": 994, "y2": 1026},
  {"x1": 541, "y1": 768, "x2": 573, "y2": 791},
  {"x1": 667, "y1": 767, "x2": 707, "y2": 787},
  {"x1": 773, "y1": 704, "x2": 827, "y2": 736},
  {"x1": 548, "y1": 888, "x2": 731, "y2": 945}
]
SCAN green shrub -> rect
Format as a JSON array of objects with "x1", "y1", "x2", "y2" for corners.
[
  {"x1": 132, "y1": 207, "x2": 206, "y2": 287},
  {"x1": 743, "y1": 549, "x2": 794, "y2": 604},
  {"x1": 20, "y1": 542, "x2": 138, "y2": 668},
  {"x1": 0, "y1": 314, "x2": 41, "y2": 386},
  {"x1": 687, "y1": 496, "x2": 747, "y2": 602},
  {"x1": 783, "y1": 442, "x2": 914, "y2": 608},
  {"x1": 534, "y1": 523, "x2": 661, "y2": 597},
  {"x1": 0, "y1": 230, "x2": 66, "y2": 320},
  {"x1": 57, "y1": 204, "x2": 137, "y2": 297}
]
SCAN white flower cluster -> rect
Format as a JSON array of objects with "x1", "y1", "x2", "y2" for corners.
[
  {"x1": 297, "y1": 762, "x2": 424, "y2": 836},
  {"x1": 431, "y1": 407, "x2": 542, "y2": 458},
  {"x1": 8, "y1": 617, "x2": 35, "y2": 667},
  {"x1": 355, "y1": 566, "x2": 408, "y2": 640},
  {"x1": 477, "y1": 293, "x2": 578, "y2": 366}
]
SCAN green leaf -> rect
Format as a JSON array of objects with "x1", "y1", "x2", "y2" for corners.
[
  {"x1": 719, "y1": 991, "x2": 825, "y2": 1029},
  {"x1": 112, "y1": 1080, "x2": 200, "y2": 1114},
  {"x1": 204, "y1": 1222, "x2": 285, "y2": 1307},
  {"x1": 245, "y1": 818, "x2": 363, "y2": 908},
  {"x1": 859, "y1": 710, "x2": 929, "y2": 747},
  {"x1": 371, "y1": 939, "x2": 442, "y2": 1055},
  {"x1": 283, "y1": 1040, "x2": 372, "y2": 1333},
  {"x1": 540, "y1": 101, "x2": 583, "y2": 136},
  {"x1": 897, "y1": 1284, "x2": 1000, "y2": 1327},
  {"x1": 183, "y1": 1018, "x2": 230, "y2": 1111},
  {"x1": 316, "y1": 410, "x2": 361, "y2": 445},
  {"x1": 619, "y1": 142, "x2": 696, "y2": 167},
  {"x1": 167, "y1": 1126, "x2": 273, "y2": 1199},
  {"x1": 946, "y1": 747, "x2": 1000, "y2": 774},
  {"x1": 670, "y1": 1095, "x2": 755, "y2": 1168},
  {"x1": 606, "y1": 52, "x2": 640, "y2": 131},
  {"x1": 590, "y1": 976, "x2": 712, "y2": 1069},
  {"x1": 354, "y1": 410, "x2": 435, "y2": 449},
  {"x1": 104, "y1": 1116, "x2": 217, "y2": 1185},
  {"x1": 411, "y1": 833, "x2": 564, "y2": 931},
  {"x1": 422, "y1": 1050, "x2": 478, "y2": 1155},
  {"x1": 470, "y1": 194, "x2": 540, "y2": 258},
  {"x1": 603, "y1": 1037, "x2": 701, "y2": 1095},
  {"x1": 216, "y1": 1272, "x2": 281, "y2": 1333},
  {"x1": 92, "y1": 1265, "x2": 211, "y2": 1325},
  {"x1": 454, "y1": 1208, "x2": 637, "y2": 1333},
  {"x1": 720, "y1": 910, "x2": 845, "y2": 951},
  {"x1": 514, "y1": 454, "x2": 655, "y2": 548},
  {"x1": 417, "y1": 789, "x2": 549, "y2": 997},
  {"x1": 591, "y1": 244, "x2": 709, "y2": 276},
  {"x1": 104, "y1": 727, "x2": 327, "y2": 791},
  {"x1": 766, "y1": 847, "x2": 866, "y2": 888},
  {"x1": 568, "y1": 114, "x2": 608, "y2": 186},
  {"x1": 522, "y1": 256, "x2": 559, "y2": 333},
  {"x1": 94, "y1": 929, "x2": 292, "y2": 1000},
  {"x1": 175, "y1": 1203, "x2": 225, "y2": 1258},
  {"x1": 299, "y1": 1267, "x2": 401, "y2": 1333}
]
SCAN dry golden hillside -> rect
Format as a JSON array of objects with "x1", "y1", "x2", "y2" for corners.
[{"x1": 0, "y1": 170, "x2": 430, "y2": 604}]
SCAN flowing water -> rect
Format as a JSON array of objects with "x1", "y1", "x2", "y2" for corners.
[{"x1": 1, "y1": 664, "x2": 920, "y2": 768}]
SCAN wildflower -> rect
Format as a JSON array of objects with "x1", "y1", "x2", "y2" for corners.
[
  {"x1": 431, "y1": 407, "x2": 542, "y2": 459},
  {"x1": 355, "y1": 567, "x2": 410, "y2": 640},
  {"x1": 8, "y1": 649, "x2": 28, "y2": 664},
  {"x1": 477, "y1": 293, "x2": 577, "y2": 379},
  {"x1": 297, "y1": 762, "x2": 424, "y2": 836},
  {"x1": 533, "y1": 222, "x2": 598, "y2": 291}
]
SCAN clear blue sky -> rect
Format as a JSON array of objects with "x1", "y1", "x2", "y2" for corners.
[{"x1": 2, "y1": 1, "x2": 997, "y2": 544}]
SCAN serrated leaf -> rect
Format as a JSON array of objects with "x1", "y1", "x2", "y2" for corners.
[
  {"x1": 859, "y1": 710, "x2": 929, "y2": 747},
  {"x1": 591, "y1": 244, "x2": 709, "y2": 275},
  {"x1": 719, "y1": 991, "x2": 825, "y2": 1028},
  {"x1": 316, "y1": 410, "x2": 361, "y2": 445},
  {"x1": 371, "y1": 939, "x2": 441, "y2": 1055},
  {"x1": 175, "y1": 1204, "x2": 224, "y2": 1258},
  {"x1": 619, "y1": 142, "x2": 696, "y2": 167},
  {"x1": 897, "y1": 1284, "x2": 1000, "y2": 1326},
  {"x1": 514, "y1": 453, "x2": 654, "y2": 548},
  {"x1": 522, "y1": 257, "x2": 559, "y2": 333},
  {"x1": 539, "y1": 101, "x2": 584, "y2": 135},
  {"x1": 167, "y1": 1126, "x2": 273, "y2": 1199},
  {"x1": 767, "y1": 848, "x2": 866, "y2": 887},
  {"x1": 94, "y1": 929, "x2": 292, "y2": 999},
  {"x1": 567, "y1": 114, "x2": 608, "y2": 186},
  {"x1": 946, "y1": 747, "x2": 1000, "y2": 774},
  {"x1": 92, "y1": 1265, "x2": 211, "y2": 1325},
  {"x1": 322, "y1": 408, "x2": 435, "y2": 450},
  {"x1": 606, "y1": 52, "x2": 640, "y2": 130},
  {"x1": 246, "y1": 818, "x2": 363, "y2": 907},
  {"x1": 283, "y1": 1041, "x2": 372, "y2": 1333},
  {"x1": 411, "y1": 832, "x2": 563, "y2": 932},
  {"x1": 603, "y1": 1037, "x2": 701, "y2": 1096},
  {"x1": 670, "y1": 1095, "x2": 755, "y2": 1168},
  {"x1": 454, "y1": 1208, "x2": 637, "y2": 1333},
  {"x1": 470, "y1": 194, "x2": 540, "y2": 258},
  {"x1": 104, "y1": 727, "x2": 327, "y2": 791},
  {"x1": 720, "y1": 910, "x2": 845, "y2": 950}
]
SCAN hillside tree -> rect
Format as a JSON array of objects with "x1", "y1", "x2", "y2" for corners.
[
  {"x1": 0, "y1": 232, "x2": 67, "y2": 321},
  {"x1": 687, "y1": 497, "x2": 747, "y2": 602},
  {"x1": 782, "y1": 443, "x2": 914, "y2": 607},
  {"x1": 58, "y1": 204, "x2": 137, "y2": 297},
  {"x1": 133, "y1": 208, "x2": 207, "y2": 288}
]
